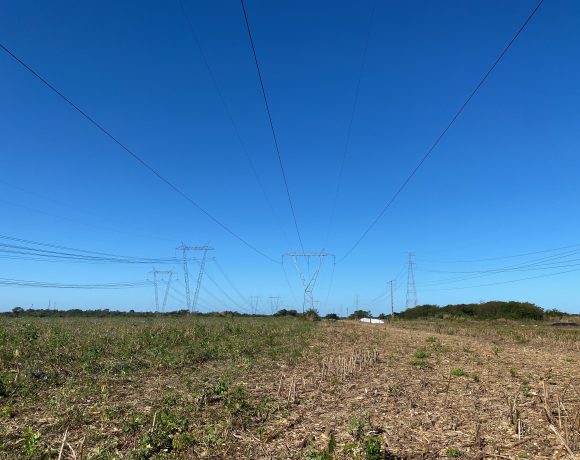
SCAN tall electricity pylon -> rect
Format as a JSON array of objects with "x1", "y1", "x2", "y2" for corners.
[
  {"x1": 406, "y1": 252, "x2": 417, "y2": 309},
  {"x1": 192, "y1": 248, "x2": 209, "y2": 313},
  {"x1": 283, "y1": 252, "x2": 335, "y2": 313},
  {"x1": 149, "y1": 269, "x2": 176, "y2": 312},
  {"x1": 250, "y1": 296, "x2": 260, "y2": 315},
  {"x1": 176, "y1": 243, "x2": 213, "y2": 312},
  {"x1": 269, "y1": 296, "x2": 280, "y2": 314},
  {"x1": 389, "y1": 279, "x2": 395, "y2": 322}
]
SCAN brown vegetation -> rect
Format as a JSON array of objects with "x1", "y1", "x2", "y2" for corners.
[{"x1": 1, "y1": 317, "x2": 579, "y2": 459}]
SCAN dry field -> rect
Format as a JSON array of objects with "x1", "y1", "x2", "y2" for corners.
[{"x1": 1, "y1": 316, "x2": 579, "y2": 459}]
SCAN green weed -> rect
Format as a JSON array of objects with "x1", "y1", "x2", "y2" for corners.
[
  {"x1": 411, "y1": 360, "x2": 433, "y2": 369},
  {"x1": 413, "y1": 349, "x2": 431, "y2": 359},
  {"x1": 447, "y1": 447, "x2": 461, "y2": 457}
]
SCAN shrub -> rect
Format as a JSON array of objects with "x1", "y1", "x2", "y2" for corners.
[
  {"x1": 303, "y1": 309, "x2": 321, "y2": 321},
  {"x1": 399, "y1": 301, "x2": 545, "y2": 321},
  {"x1": 348, "y1": 310, "x2": 370, "y2": 320}
]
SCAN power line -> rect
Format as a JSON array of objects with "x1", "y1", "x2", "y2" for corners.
[
  {"x1": 339, "y1": 0, "x2": 545, "y2": 262},
  {"x1": 178, "y1": 0, "x2": 293, "y2": 250},
  {"x1": 239, "y1": 0, "x2": 304, "y2": 252},
  {"x1": 0, "y1": 234, "x2": 183, "y2": 264},
  {"x1": 417, "y1": 243, "x2": 580, "y2": 264},
  {"x1": 0, "y1": 277, "x2": 150, "y2": 289},
  {"x1": 0, "y1": 42, "x2": 278, "y2": 264},
  {"x1": 422, "y1": 266, "x2": 580, "y2": 292},
  {"x1": 418, "y1": 248, "x2": 580, "y2": 287},
  {"x1": 325, "y1": 0, "x2": 377, "y2": 248},
  {"x1": 212, "y1": 259, "x2": 248, "y2": 305}
]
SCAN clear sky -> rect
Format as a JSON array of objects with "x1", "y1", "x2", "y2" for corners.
[{"x1": 1, "y1": 0, "x2": 579, "y2": 314}]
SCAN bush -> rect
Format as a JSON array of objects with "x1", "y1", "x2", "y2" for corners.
[
  {"x1": 399, "y1": 301, "x2": 545, "y2": 321},
  {"x1": 348, "y1": 310, "x2": 370, "y2": 320},
  {"x1": 303, "y1": 309, "x2": 321, "y2": 321},
  {"x1": 324, "y1": 313, "x2": 339, "y2": 321}
]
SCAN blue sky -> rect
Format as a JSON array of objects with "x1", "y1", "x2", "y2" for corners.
[{"x1": 1, "y1": 0, "x2": 579, "y2": 314}]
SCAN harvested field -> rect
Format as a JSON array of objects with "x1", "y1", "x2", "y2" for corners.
[{"x1": 1, "y1": 316, "x2": 579, "y2": 459}]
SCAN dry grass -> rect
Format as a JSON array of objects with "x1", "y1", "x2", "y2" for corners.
[{"x1": 1, "y1": 316, "x2": 579, "y2": 459}]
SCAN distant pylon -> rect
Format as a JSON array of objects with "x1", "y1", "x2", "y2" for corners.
[
  {"x1": 250, "y1": 296, "x2": 260, "y2": 315},
  {"x1": 284, "y1": 251, "x2": 335, "y2": 313},
  {"x1": 176, "y1": 243, "x2": 213, "y2": 313},
  {"x1": 149, "y1": 269, "x2": 176, "y2": 312},
  {"x1": 269, "y1": 296, "x2": 280, "y2": 314},
  {"x1": 389, "y1": 279, "x2": 395, "y2": 321},
  {"x1": 406, "y1": 252, "x2": 417, "y2": 308},
  {"x1": 192, "y1": 248, "x2": 209, "y2": 313}
]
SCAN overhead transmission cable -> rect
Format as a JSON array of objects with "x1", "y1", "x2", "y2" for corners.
[
  {"x1": 239, "y1": 0, "x2": 304, "y2": 252},
  {"x1": 418, "y1": 248, "x2": 580, "y2": 287},
  {"x1": 212, "y1": 259, "x2": 248, "y2": 305},
  {"x1": 417, "y1": 242, "x2": 580, "y2": 265},
  {"x1": 0, "y1": 42, "x2": 278, "y2": 264},
  {"x1": 0, "y1": 277, "x2": 150, "y2": 289},
  {"x1": 325, "y1": 0, "x2": 377, "y2": 248},
  {"x1": 0, "y1": 234, "x2": 184, "y2": 265},
  {"x1": 339, "y1": 0, "x2": 545, "y2": 262},
  {"x1": 178, "y1": 0, "x2": 293, "y2": 250},
  {"x1": 422, "y1": 266, "x2": 580, "y2": 292}
]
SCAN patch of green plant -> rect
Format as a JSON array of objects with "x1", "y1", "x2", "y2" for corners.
[
  {"x1": 447, "y1": 447, "x2": 462, "y2": 457},
  {"x1": 363, "y1": 435, "x2": 382, "y2": 460},
  {"x1": 304, "y1": 434, "x2": 336, "y2": 460},
  {"x1": 224, "y1": 385, "x2": 251, "y2": 414},
  {"x1": 425, "y1": 336, "x2": 437, "y2": 344},
  {"x1": 450, "y1": 369, "x2": 466, "y2": 377},
  {"x1": 410, "y1": 359, "x2": 432, "y2": 369},
  {"x1": 349, "y1": 410, "x2": 372, "y2": 442},
  {"x1": 434, "y1": 343, "x2": 450, "y2": 353},
  {"x1": 134, "y1": 410, "x2": 189, "y2": 459},
  {"x1": 521, "y1": 380, "x2": 532, "y2": 398},
  {"x1": 413, "y1": 349, "x2": 431, "y2": 359},
  {"x1": 17, "y1": 426, "x2": 45, "y2": 458}
]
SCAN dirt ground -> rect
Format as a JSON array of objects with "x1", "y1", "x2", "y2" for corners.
[
  {"x1": 240, "y1": 321, "x2": 580, "y2": 459},
  {"x1": 2, "y1": 318, "x2": 579, "y2": 459}
]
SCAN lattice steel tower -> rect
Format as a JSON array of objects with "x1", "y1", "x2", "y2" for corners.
[
  {"x1": 176, "y1": 243, "x2": 213, "y2": 312},
  {"x1": 149, "y1": 269, "x2": 176, "y2": 312},
  {"x1": 284, "y1": 252, "x2": 335, "y2": 313},
  {"x1": 406, "y1": 252, "x2": 417, "y2": 309}
]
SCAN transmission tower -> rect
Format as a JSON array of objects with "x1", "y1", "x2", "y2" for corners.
[
  {"x1": 269, "y1": 296, "x2": 280, "y2": 314},
  {"x1": 283, "y1": 252, "x2": 335, "y2": 313},
  {"x1": 192, "y1": 248, "x2": 210, "y2": 313},
  {"x1": 176, "y1": 243, "x2": 213, "y2": 312},
  {"x1": 161, "y1": 270, "x2": 176, "y2": 312},
  {"x1": 406, "y1": 252, "x2": 417, "y2": 309},
  {"x1": 389, "y1": 279, "x2": 395, "y2": 322},
  {"x1": 250, "y1": 296, "x2": 260, "y2": 315},
  {"x1": 149, "y1": 269, "x2": 176, "y2": 312}
]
